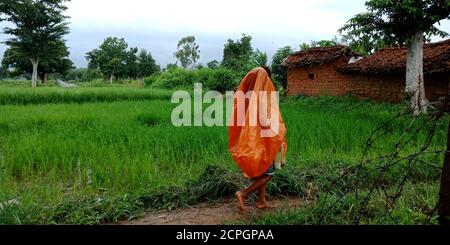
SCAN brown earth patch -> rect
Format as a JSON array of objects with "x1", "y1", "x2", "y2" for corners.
[{"x1": 119, "y1": 196, "x2": 309, "y2": 225}]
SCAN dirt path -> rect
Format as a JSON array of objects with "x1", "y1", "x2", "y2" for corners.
[{"x1": 120, "y1": 196, "x2": 308, "y2": 225}]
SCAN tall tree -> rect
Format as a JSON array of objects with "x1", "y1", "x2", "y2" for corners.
[
  {"x1": 86, "y1": 37, "x2": 129, "y2": 83},
  {"x1": 251, "y1": 49, "x2": 268, "y2": 67},
  {"x1": 340, "y1": 33, "x2": 387, "y2": 56},
  {"x1": 0, "y1": 0, "x2": 70, "y2": 88},
  {"x1": 137, "y1": 49, "x2": 160, "y2": 78},
  {"x1": 1, "y1": 48, "x2": 30, "y2": 77},
  {"x1": 124, "y1": 47, "x2": 138, "y2": 79},
  {"x1": 339, "y1": 0, "x2": 450, "y2": 114},
  {"x1": 271, "y1": 46, "x2": 293, "y2": 89},
  {"x1": 174, "y1": 36, "x2": 200, "y2": 69},
  {"x1": 206, "y1": 60, "x2": 220, "y2": 69},
  {"x1": 222, "y1": 34, "x2": 254, "y2": 75},
  {"x1": 40, "y1": 55, "x2": 73, "y2": 84},
  {"x1": 2, "y1": 46, "x2": 73, "y2": 83},
  {"x1": 0, "y1": 66, "x2": 6, "y2": 79}
]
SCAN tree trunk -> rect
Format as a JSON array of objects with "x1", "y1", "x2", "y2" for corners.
[
  {"x1": 31, "y1": 59, "x2": 39, "y2": 88},
  {"x1": 438, "y1": 115, "x2": 450, "y2": 224},
  {"x1": 405, "y1": 30, "x2": 428, "y2": 115},
  {"x1": 43, "y1": 73, "x2": 48, "y2": 84},
  {"x1": 110, "y1": 67, "x2": 116, "y2": 84}
]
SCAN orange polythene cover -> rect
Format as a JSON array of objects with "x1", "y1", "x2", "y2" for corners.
[{"x1": 228, "y1": 67, "x2": 287, "y2": 179}]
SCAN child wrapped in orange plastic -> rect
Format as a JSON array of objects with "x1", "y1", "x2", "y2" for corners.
[{"x1": 228, "y1": 66, "x2": 287, "y2": 211}]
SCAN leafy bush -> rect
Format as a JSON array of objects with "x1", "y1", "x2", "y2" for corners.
[
  {"x1": 194, "y1": 67, "x2": 238, "y2": 92},
  {"x1": 147, "y1": 67, "x2": 238, "y2": 92},
  {"x1": 150, "y1": 68, "x2": 195, "y2": 89},
  {"x1": 143, "y1": 73, "x2": 159, "y2": 87}
]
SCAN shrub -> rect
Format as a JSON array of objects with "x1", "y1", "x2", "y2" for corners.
[
  {"x1": 143, "y1": 73, "x2": 159, "y2": 87},
  {"x1": 148, "y1": 67, "x2": 238, "y2": 92},
  {"x1": 194, "y1": 68, "x2": 237, "y2": 92},
  {"x1": 150, "y1": 68, "x2": 195, "y2": 89}
]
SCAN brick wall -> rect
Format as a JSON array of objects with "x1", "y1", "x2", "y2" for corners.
[
  {"x1": 287, "y1": 60, "x2": 450, "y2": 102},
  {"x1": 287, "y1": 59, "x2": 349, "y2": 97},
  {"x1": 345, "y1": 74, "x2": 405, "y2": 102},
  {"x1": 425, "y1": 73, "x2": 450, "y2": 101}
]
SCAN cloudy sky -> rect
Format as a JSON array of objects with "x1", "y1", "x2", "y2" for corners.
[{"x1": 1, "y1": 0, "x2": 449, "y2": 68}]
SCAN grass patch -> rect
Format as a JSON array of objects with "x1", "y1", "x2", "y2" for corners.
[
  {"x1": 0, "y1": 87, "x2": 172, "y2": 105},
  {"x1": 240, "y1": 181, "x2": 439, "y2": 225},
  {"x1": 0, "y1": 94, "x2": 447, "y2": 224}
]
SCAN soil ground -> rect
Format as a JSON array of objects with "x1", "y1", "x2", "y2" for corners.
[{"x1": 120, "y1": 196, "x2": 309, "y2": 225}]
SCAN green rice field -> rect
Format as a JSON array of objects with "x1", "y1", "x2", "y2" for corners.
[{"x1": 0, "y1": 85, "x2": 447, "y2": 224}]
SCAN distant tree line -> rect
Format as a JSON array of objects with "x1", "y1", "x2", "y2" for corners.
[
  {"x1": 86, "y1": 37, "x2": 160, "y2": 83},
  {"x1": 5, "y1": 0, "x2": 444, "y2": 96},
  {"x1": 0, "y1": 1, "x2": 359, "y2": 90},
  {"x1": 0, "y1": 0, "x2": 368, "y2": 91},
  {"x1": 148, "y1": 34, "x2": 293, "y2": 92}
]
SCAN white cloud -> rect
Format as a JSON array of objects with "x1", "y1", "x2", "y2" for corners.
[
  {"x1": 64, "y1": 0, "x2": 369, "y2": 66},
  {"x1": 67, "y1": 0, "x2": 366, "y2": 36}
]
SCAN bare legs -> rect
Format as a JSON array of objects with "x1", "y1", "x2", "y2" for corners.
[
  {"x1": 235, "y1": 175, "x2": 273, "y2": 211},
  {"x1": 256, "y1": 181, "x2": 274, "y2": 209}
]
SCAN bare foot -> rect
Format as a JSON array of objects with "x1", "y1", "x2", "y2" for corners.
[
  {"x1": 235, "y1": 191, "x2": 246, "y2": 211},
  {"x1": 256, "y1": 201, "x2": 275, "y2": 209}
]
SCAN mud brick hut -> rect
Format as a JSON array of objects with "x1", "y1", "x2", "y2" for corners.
[{"x1": 283, "y1": 39, "x2": 450, "y2": 102}]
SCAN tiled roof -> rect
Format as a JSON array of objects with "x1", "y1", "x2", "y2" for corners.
[
  {"x1": 283, "y1": 39, "x2": 450, "y2": 74},
  {"x1": 341, "y1": 39, "x2": 450, "y2": 74},
  {"x1": 282, "y1": 45, "x2": 356, "y2": 68}
]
